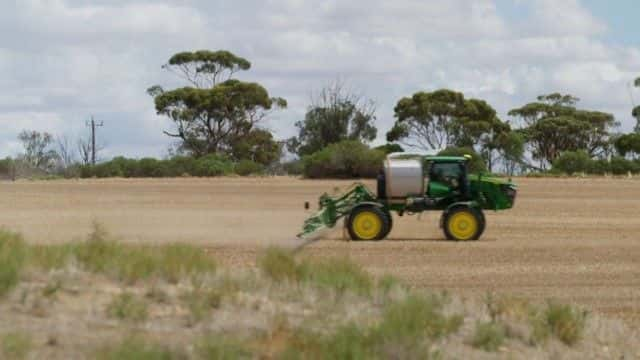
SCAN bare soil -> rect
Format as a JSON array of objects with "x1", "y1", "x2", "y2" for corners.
[{"x1": 2, "y1": 176, "x2": 639, "y2": 327}]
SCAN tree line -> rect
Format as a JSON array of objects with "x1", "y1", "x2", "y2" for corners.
[{"x1": 2, "y1": 49, "x2": 639, "y2": 179}]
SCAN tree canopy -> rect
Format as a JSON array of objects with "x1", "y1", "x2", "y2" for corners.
[
  {"x1": 149, "y1": 50, "x2": 286, "y2": 162},
  {"x1": 509, "y1": 93, "x2": 616, "y2": 169},
  {"x1": 386, "y1": 89, "x2": 513, "y2": 171},
  {"x1": 287, "y1": 81, "x2": 377, "y2": 156}
]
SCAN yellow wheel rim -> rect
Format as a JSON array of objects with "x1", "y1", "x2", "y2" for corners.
[
  {"x1": 447, "y1": 211, "x2": 478, "y2": 241},
  {"x1": 352, "y1": 211, "x2": 383, "y2": 240}
]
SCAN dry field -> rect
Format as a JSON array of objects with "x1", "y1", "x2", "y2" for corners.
[{"x1": 1, "y1": 176, "x2": 639, "y2": 328}]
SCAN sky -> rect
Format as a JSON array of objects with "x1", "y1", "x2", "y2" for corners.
[{"x1": 0, "y1": 0, "x2": 639, "y2": 159}]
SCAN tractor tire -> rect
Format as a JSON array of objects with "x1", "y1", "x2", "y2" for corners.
[
  {"x1": 443, "y1": 207, "x2": 485, "y2": 241},
  {"x1": 379, "y1": 211, "x2": 393, "y2": 239},
  {"x1": 347, "y1": 206, "x2": 390, "y2": 241}
]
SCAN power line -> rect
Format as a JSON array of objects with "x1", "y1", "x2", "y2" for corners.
[{"x1": 85, "y1": 115, "x2": 103, "y2": 165}]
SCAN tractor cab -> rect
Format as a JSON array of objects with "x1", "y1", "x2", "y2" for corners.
[{"x1": 425, "y1": 156, "x2": 471, "y2": 200}]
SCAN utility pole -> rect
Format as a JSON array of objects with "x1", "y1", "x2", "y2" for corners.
[{"x1": 85, "y1": 115, "x2": 104, "y2": 165}]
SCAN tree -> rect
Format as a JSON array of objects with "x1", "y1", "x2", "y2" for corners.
[
  {"x1": 56, "y1": 135, "x2": 76, "y2": 168},
  {"x1": 17, "y1": 130, "x2": 59, "y2": 171},
  {"x1": 386, "y1": 89, "x2": 511, "y2": 171},
  {"x1": 634, "y1": 77, "x2": 640, "y2": 133},
  {"x1": 287, "y1": 80, "x2": 377, "y2": 156},
  {"x1": 509, "y1": 93, "x2": 617, "y2": 169},
  {"x1": 230, "y1": 129, "x2": 282, "y2": 165},
  {"x1": 148, "y1": 50, "x2": 286, "y2": 157},
  {"x1": 614, "y1": 133, "x2": 640, "y2": 158}
]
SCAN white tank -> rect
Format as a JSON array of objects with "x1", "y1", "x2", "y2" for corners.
[{"x1": 384, "y1": 158, "x2": 424, "y2": 198}]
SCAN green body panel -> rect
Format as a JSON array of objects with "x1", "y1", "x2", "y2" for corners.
[{"x1": 298, "y1": 156, "x2": 516, "y2": 238}]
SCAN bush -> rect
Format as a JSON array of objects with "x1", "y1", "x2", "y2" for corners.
[
  {"x1": 0, "y1": 158, "x2": 12, "y2": 175},
  {"x1": 543, "y1": 302, "x2": 587, "y2": 346},
  {"x1": 302, "y1": 140, "x2": 385, "y2": 178},
  {"x1": 106, "y1": 292, "x2": 149, "y2": 322},
  {"x1": 234, "y1": 159, "x2": 264, "y2": 176},
  {"x1": 0, "y1": 230, "x2": 27, "y2": 297},
  {"x1": 471, "y1": 321, "x2": 505, "y2": 352},
  {"x1": 552, "y1": 151, "x2": 591, "y2": 175},
  {"x1": 97, "y1": 338, "x2": 183, "y2": 360},
  {"x1": 437, "y1": 147, "x2": 486, "y2": 173},
  {"x1": 609, "y1": 156, "x2": 640, "y2": 175},
  {"x1": 282, "y1": 160, "x2": 304, "y2": 176},
  {"x1": 193, "y1": 154, "x2": 235, "y2": 176}
]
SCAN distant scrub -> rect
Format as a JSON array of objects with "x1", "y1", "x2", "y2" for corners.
[
  {"x1": 302, "y1": 140, "x2": 385, "y2": 179},
  {"x1": 552, "y1": 151, "x2": 640, "y2": 175},
  {"x1": 78, "y1": 154, "x2": 264, "y2": 178}
]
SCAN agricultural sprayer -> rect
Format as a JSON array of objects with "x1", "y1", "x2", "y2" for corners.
[{"x1": 298, "y1": 153, "x2": 517, "y2": 241}]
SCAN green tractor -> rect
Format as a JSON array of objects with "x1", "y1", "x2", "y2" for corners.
[{"x1": 299, "y1": 153, "x2": 517, "y2": 241}]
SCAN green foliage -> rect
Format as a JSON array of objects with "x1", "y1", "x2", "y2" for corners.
[
  {"x1": 230, "y1": 129, "x2": 282, "y2": 166},
  {"x1": 471, "y1": 321, "x2": 505, "y2": 352},
  {"x1": 0, "y1": 230, "x2": 27, "y2": 297},
  {"x1": 0, "y1": 157, "x2": 12, "y2": 175},
  {"x1": 302, "y1": 140, "x2": 385, "y2": 178},
  {"x1": 150, "y1": 50, "x2": 285, "y2": 158},
  {"x1": 181, "y1": 288, "x2": 222, "y2": 325},
  {"x1": 509, "y1": 93, "x2": 616, "y2": 167},
  {"x1": 533, "y1": 302, "x2": 587, "y2": 346},
  {"x1": 387, "y1": 89, "x2": 511, "y2": 163},
  {"x1": 234, "y1": 159, "x2": 265, "y2": 176},
  {"x1": 552, "y1": 151, "x2": 592, "y2": 175},
  {"x1": 437, "y1": 146, "x2": 487, "y2": 173},
  {"x1": 97, "y1": 338, "x2": 183, "y2": 360},
  {"x1": 614, "y1": 133, "x2": 640, "y2": 156},
  {"x1": 283, "y1": 294, "x2": 459, "y2": 359},
  {"x1": 1, "y1": 332, "x2": 32, "y2": 360},
  {"x1": 374, "y1": 143, "x2": 404, "y2": 154},
  {"x1": 106, "y1": 292, "x2": 149, "y2": 322},
  {"x1": 196, "y1": 335, "x2": 252, "y2": 360},
  {"x1": 288, "y1": 81, "x2": 377, "y2": 156},
  {"x1": 259, "y1": 248, "x2": 372, "y2": 295},
  {"x1": 282, "y1": 160, "x2": 304, "y2": 176}
]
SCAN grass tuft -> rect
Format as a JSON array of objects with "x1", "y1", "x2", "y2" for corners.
[
  {"x1": 259, "y1": 247, "x2": 300, "y2": 282},
  {"x1": 1, "y1": 332, "x2": 32, "y2": 360},
  {"x1": 181, "y1": 287, "x2": 222, "y2": 325},
  {"x1": 0, "y1": 230, "x2": 27, "y2": 297},
  {"x1": 97, "y1": 338, "x2": 184, "y2": 360},
  {"x1": 543, "y1": 302, "x2": 587, "y2": 346},
  {"x1": 106, "y1": 292, "x2": 149, "y2": 322},
  {"x1": 196, "y1": 335, "x2": 252, "y2": 360},
  {"x1": 471, "y1": 321, "x2": 505, "y2": 352}
]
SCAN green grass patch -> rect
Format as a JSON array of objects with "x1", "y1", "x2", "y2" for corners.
[
  {"x1": 1, "y1": 332, "x2": 32, "y2": 360},
  {"x1": 471, "y1": 321, "x2": 505, "y2": 352},
  {"x1": 196, "y1": 335, "x2": 252, "y2": 360},
  {"x1": 97, "y1": 338, "x2": 184, "y2": 360},
  {"x1": 543, "y1": 302, "x2": 587, "y2": 346},
  {"x1": 106, "y1": 292, "x2": 149, "y2": 322},
  {"x1": 181, "y1": 287, "x2": 222, "y2": 325},
  {"x1": 0, "y1": 230, "x2": 27, "y2": 297},
  {"x1": 259, "y1": 248, "x2": 372, "y2": 296}
]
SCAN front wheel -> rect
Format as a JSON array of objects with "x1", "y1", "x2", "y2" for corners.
[
  {"x1": 347, "y1": 206, "x2": 391, "y2": 241},
  {"x1": 443, "y1": 207, "x2": 485, "y2": 241}
]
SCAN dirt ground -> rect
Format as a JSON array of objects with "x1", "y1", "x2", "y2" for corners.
[{"x1": 1, "y1": 176, "x2": 639, "y2": 327}]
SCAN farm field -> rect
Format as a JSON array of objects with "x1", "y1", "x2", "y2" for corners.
[{"x1": 1, "y1": 176, "x2": 640, "y2": 327}]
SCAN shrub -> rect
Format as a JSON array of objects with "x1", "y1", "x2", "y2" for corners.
[
  {"x1": 543, "y1": 302, "x2": 587, "y2": 346},
  {"x1": 300, "y1": 258, "x2": 373, "y2": 296},
  {"x1": 302, "y1": 140, "x2": 385, "y2": 178},
  {"x1": 196, "y1": 335, "x2": 252, "y2": 359},
  {"x1": 552, "y1": 151, "x2": 592, "y2": 175},
  {"x1": 1, "y1": 332, "x2": 32, "y2": 360},
  {"x1": 471, "y1": 321, "x2": 505, "y2": 352},
  {"x1": 259, "y1": 248, "x2": 300, "y2": 282},
  {"x1": 437, "y1": 147, "x2": 486, "y2": 173},
  {"x1": 0, "y1": 157, "x2": 13, "y2": 175},
  {"x1": 193, "y1": 154, "x2": 234, "y2": 176},
  {"x1": 181, "y1": 288, "x2": 222, "y2": 325},
  {"x1": 0, "y1": 230, "x2": 27, "y2": 297},
  {"x1": 97, "y1": 338, "x2": 182, "y2": 360},
  {"x1": 234, "y1": 159, "x2": 265, "y2": 176},
  {"x1": 282, "y1": 160, "x2": 304, "y2": 176},
  {"x1": 106, "y1": 292, "x2": 149, "y2": 322},
  {"x1": 609, "y1": 156, "x2": 640, "y2": 175}
]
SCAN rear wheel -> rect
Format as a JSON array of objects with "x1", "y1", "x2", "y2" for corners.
[
  {"x1": 347, "y1": 206, "x2": 390, "y2": 241},
  {"x1": 443, "y1": 207, "x2": 484, "y2": 241}
]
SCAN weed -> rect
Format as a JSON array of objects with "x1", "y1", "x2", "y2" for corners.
[
  {"x1": 145, "y1": 286, "x2": 170, "y2": 304},
  {"x1": 106, "y1": 292, "x2": 149, "y2": 322},
  {"x1": 42, "y1": 278, "x2": 63, "y2": 298},
  {"x1": 97, "y1": 337, "x2": 184, "y2": 360},
  {"x1": 301, "y1": 258, "x2": 372, "y2": 296},
  {"x1": 0, "y1": 230, "x2": 27, "y2": 297},
  {"x1": 28, "y1": 243, "x2": 75, "y2": 270},
  {"x1": 259, "y1": 247, "x2": 300, "y2": 282},
  {"x1": 1, "y1": 332, "x2": 32, "y2": 360},
  {"x1": 196, "y1": 335, "x2": 252, "y2": 360},
  {"x1": 181, "y1": 288, "x2": 222, "y2": 325},
  {"x1": 471, "y1": 321, "x2": 505, "y2": 352},
  {"x1": 544, "y1": 302, "x2": 587, "y2": 346}
]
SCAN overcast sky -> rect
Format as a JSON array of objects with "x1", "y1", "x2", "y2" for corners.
[{"x1": 1, "y1": 0, "x2": 639, "y2": 159}]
